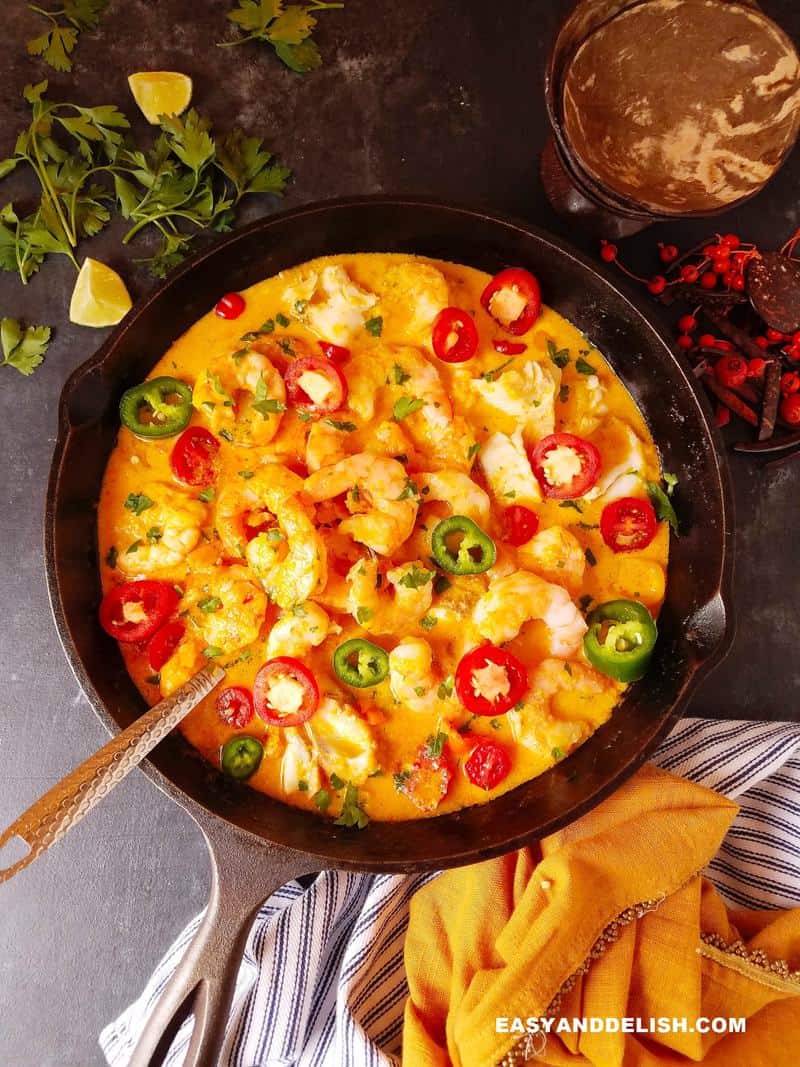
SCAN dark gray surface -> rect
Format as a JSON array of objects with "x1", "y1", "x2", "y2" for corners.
[{"x1": 0, "y1": 1, "x2": 798, "y2": 1064}]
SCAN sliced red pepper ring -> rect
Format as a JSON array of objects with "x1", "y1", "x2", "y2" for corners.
[
  {"x1": 146, "y1": 620, "x2": 185, "y2": 671},
  {"x1": 216, "y1": 686, "x2": 255, "y2": 729},
  {"x1": 455, "y1": 644, "x2": 528, "y2": 716},
  {"x1": 319, "y1": 341, "x2": 350, "y2": 363},
  {"x1": 529, "y1": 432, "x2": 601, "y2": 500},
  {"x1": 492, "y1": 339, "x2": 527, "y2": 355},
  {"x1": 170, "y1": 426, "x2": 220, "y2": 487},
  {"x1": 464, "y1": 739, "x2": 512, "y2": 791},
  {"x1": 253, "y1": 656, "x2": 320, "y2": 726},
  {"x1": 99, "y1": 581, "x2": 179, "y2": 644},
  {"x1": 284, "y1": 356, "x2": 348, "y2": 416},
  {"x1": 600, "y1": 497, "x2": 658, "y2": 553},
  {"x1": 502, "y1": 504, "x2": 539, "y2": 546},
  {"x1": 431, "y1": 307, "x2": 479, "y2": 363},
  {"x1": 480, "y1": 267, "x2": 541, "y2": 336},
  {"x1": 215, "y1": 292, "x2": 245, "y2": 320}
]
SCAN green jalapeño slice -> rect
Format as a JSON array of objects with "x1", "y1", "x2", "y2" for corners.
[
  {"x1": 583, "y1": 599, "x2": 657, "y2": 683},
  {"x1": 333, "y1": 638, "x2": 390, "y2": 688},
  {"x1": 220, "y1": 735, "x2": 264, "y2": 780},
  {"x1": 119, "y1": 376, "x2": 193, "y2": 438},
  {"x1": 430, "y1": 515, "x2": 496, "y2": 575}
]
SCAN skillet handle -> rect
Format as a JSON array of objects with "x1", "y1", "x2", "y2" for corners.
[{"x1": 129, "y1": 816, "x2": 319, "y2": 1067}]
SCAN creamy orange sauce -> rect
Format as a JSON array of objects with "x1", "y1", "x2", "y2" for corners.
[{"x1": 97, "y1": 254, "x2": 668, "y2": 822}]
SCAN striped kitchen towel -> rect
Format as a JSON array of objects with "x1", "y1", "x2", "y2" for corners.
[{"x1": 100, "y1": 717, "x2": 800, "y2": 1067}]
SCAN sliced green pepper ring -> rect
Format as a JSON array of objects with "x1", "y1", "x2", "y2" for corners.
[
  {"x1": 583, "y1": 599, "x2": 657, "y2": 683},
  {"x1": 333, "y1": 638, "x2": 390, "y2": 688},
  {"x1": 119, "y1": 376, "x2": 193, "y2": 439},
  {"x1": 220, "y1": 735, "x2": 264, "y2": 780},
  {"x1": 430, "y1": 515, "x2": 496, "y2": 575}
]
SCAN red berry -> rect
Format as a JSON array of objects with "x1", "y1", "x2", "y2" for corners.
[
  {"x1": 721, "y1": 271, "x2": 737, "y2": 288},
  {"x1": 703, "y1": 244, "x2": 723, "y2": 257},
  {"x1": 766, "y1": 328, "x2": 785, "y2": 343},
  {"x1": 700, "y1": 272, "x2": 717, "y2": 290},
  {"x1": 747, "y1": 357, "x2": 767, "y2": 378},
  {"x1": 792, "y1": 331, "x2": 800, "y2": 345},
  {"x1": 678, "y1": 314, "x2": 697, "y2": 332},
  {"x1": 715, "y1": 355, "x2": 748, "y2": 388},
  {"x1": 720, "y1": 234, "x2": 741, "y2": 250},
  {"x1": 712, "y1": 256, "x2": 731, "y2": 275},
  {"x1": 754, "y1": 336, "x2": 769, "y2": 350},
  {"x1": 731, "y1": 275, "x2": 746, "y2": 291},
  {"x1": 215, "y1": 292, "x2": 245, "y2": 319},
  {"x1": 715, "y1": 404, "x2": 731, "y2": 428},
  {"x1": 600, "y1": 241, "x2": 618, "y2": 262},
  {"x1": 677, "y1": 333, "x2": 694, "y2": 350},
  {"x1": 780, "y1": 371, "x2": 800, "y2": 395},
  {"x1": 781, "y1": 393, "x2": 800, "y2": 425},
  {"x1": 786, "y1": 342, "x2": 800, "y2": 362},
  {"x1": 648, "y1": 275, "x2": 667, "y2": 295},
  {"x1": 680, "y1": 265, "x2": 700, "y2": 283},
  {"x1": 659, "y1": 243, "x2": 679, "y2": 263},
  {"x1": 698, "y1": 333, "x2": 717, "y2": 349}
]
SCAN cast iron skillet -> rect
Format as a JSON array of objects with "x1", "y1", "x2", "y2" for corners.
[{"x1": 45, "y1": 197, "x2": 734, "y2": 1066}]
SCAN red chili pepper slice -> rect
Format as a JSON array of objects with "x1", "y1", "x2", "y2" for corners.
[
  {"x1": 146, "y1": 620, "x2": 185, "y2": 671},
  {"x1": 492, "y1": 339, "x2": 527, "y2": 355},
  {"x1": 253, "y1": 656, "x2": 320, "y2": 726},
  {"x1": 600, "y1": 497, "x2": 658, "y2": 553},
  {"x1": 480, "y1": 267, "x2": 541, "y2": 336},
  {"x1": 216, "y1": 686, "x2": 255, "y2": 729},
  {"x1": 214, "y1": 292, "x2": 245, "y2": 320},
  {"x1": 502, "y1": 504, "x2": 539, "y2": 546},
  {"x1": 284, "y1": 356, "x2": 348, "y2": 416},
  {"x1": 529, "y1": 432, "x2": 601, "y2": 500},
  {"x1": 431, "y1": 307, "x2": 479, "y2": 363},
  {"x1": 99, "y1": 581, "x2": 179, "y2": 644},
  {"x1": 455, "y1": 645, "x2": 528, "y2": 716},
  {"x1": 318, "y1": 341, "x2": 350, "y2": 363},
  {"x1": 170, "y1": 426, "x2": 220, "y2": 487},
  {"x1": 464, "y1": 739, "x2": 512, "y2": 791}
]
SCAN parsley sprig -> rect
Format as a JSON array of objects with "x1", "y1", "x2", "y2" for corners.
[
  {"x1": 221, "y1": 0, "x2": 344, "y2": 73},
  {"x1": 0, "y1": 82, "x2": 291, "y2": 282},
  {"x1": 0, "y1": 317, "x2": 51, "y2": 376},
  {"x1": 27, "y1": 0, "x2": 109, "y2": 73}
]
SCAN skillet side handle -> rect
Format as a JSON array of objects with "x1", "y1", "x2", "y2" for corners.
[{"x1": 129, "y1": 817, "x2": 320, "y2": 1067}]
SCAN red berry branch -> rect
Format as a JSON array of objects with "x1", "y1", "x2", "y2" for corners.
[{"x1": 599, "y1": 229, "x2": 800, "y2": 458}]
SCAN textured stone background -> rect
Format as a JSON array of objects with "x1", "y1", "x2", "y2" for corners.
[{"x1": 0, "y1": 1, "x2": 798, "y2": 1063}]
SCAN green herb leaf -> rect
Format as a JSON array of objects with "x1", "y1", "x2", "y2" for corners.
[
  {"x1": 329, "y1": 772, "x2": 346, "y2": 790},
  {"x1": 334, "y1": 781, "x2": 369, "y2": 828},
  {"x1": 126, "y1": 539, "x2": 141, "y2": 554},
  {"x1": 365, "y1": 315, "x2": 383, "y2": 337},
  {"x1": 393, "y1": 363, "x2": 410, "y2": 385},
  {"x1": 397, "y1": 477, "x2": 419, "y2": 501},
  {"x1": 238, "y1": 469, "x2": 255, "y2": 479},
  {"x1": 547, "y1": 338, "x2": 570, "y2": 369},
  {"x1": 559, "y1": 499, "x2": 583, "y2": 513},
  {"x1": 551, "y1": 746, "x2": 564, "y2": 760},
  {"x1": 313, "y1": 787, "x2": 331, "y2": 811},
  {"x1": 423, "y1": 731, "x2": 448, "y2": 760},
  {"x1": 355, "y1": 605, "x2": 372, "y2": 625},
  {"x1": 575, "y1": 357, "x2": 596, "y2": 375},
  {"x1": 392, "y1": 395, "x2": 424, "y2": 421},
  {"x1": 198, "y1": 596, "x2": 223, "y2": 613},
  {"x1": 202, "y1": 645, "x2": 223, "y2": 658},
  {"x1": 252, "y1": 372, "x2": 286, "y2": 417},
  {"x1": 105, "y1": 545, "x2": 118, "y2": 569},
  {"x1": 646, "y1": 480, "x2": 680, "y2": 533},
  {"x1": 398, "y1": 564, "x2": 433, "y2": 589},
  {"x1": 146, "y1": 526, "x2": 163, "y2": 544},
  {"x1": 467, "y1": 441, "x2": 481, "y2": 461},
  {"x1": 0, "y1": 318, "x2": 52, "y2": 376},
  {"x1": 437, "y1": 675, "x2": 454, "y2": 699},
  {"x1": 325, "y1": 418, "x2": 357, "y2": 432},
  {"x1": 419, "y1": 614, "x2": 437, "y2": 631},
  {"x1": 482, "y1": 357, "x2": 514, "y2": 382},
  {"x1": 124, "y1": 492, "x2": 154, "y2": 515},
  {"x1": 198, "y1": 487, "x2": 216, "y2": 503}
]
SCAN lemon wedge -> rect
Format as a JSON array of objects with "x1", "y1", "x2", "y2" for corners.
[
  {"x1": 69, "y1": 259, "x2": 133, "y2": 328},
  {"x1": 128, "y1": 71, "x2": 193, "y2": 125}
]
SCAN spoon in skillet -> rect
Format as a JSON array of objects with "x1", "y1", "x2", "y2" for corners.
[{"x1": 0, "y1": 666, "x2": 224, "y2": 884}]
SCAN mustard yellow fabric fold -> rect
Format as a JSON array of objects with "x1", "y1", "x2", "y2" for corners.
[{"x1": 402, "y1": 765, "x2": 800, "y2": 1067}]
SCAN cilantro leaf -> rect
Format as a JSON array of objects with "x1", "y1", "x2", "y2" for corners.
[
  {"x1": 423, "y1": 731, "x2": 448, "y2": 760},
  {"x1": 547, "y1": 338, "x2": 570, "y2": 369},
  {"x1": 482, "y1": 357, "x2": 515, "y2": 382},
  {"x1": 0, "y1": 318, "x2": 51, "y2": 376},
  {"x1": 252, "y1": 372, "x2": 286, "y2": 417},
  {"x1": 26, "y1": 1, "x2": 109, "y2": 73},
  {"x1": 364, "y1": 315, "x2": 383, "y2": 337},
  {"x1": 124, "y1": 491, "x2": 154, "y2": 515},
  {"x1": 646, "y1": 480, "x2": 680, "y2": 534},
  {"x1": 325, "y1": 418, "x2": 357, "y2": 432},
  {"x1": 334, "y1": 781, "x2": 369, "y2": 829},
  {"x1": 575, "y1": 357, "x2": 597, "y2": 375},
  {"x1": 222, "y1": 1, "x2": 343, "y2": 73},
  {"x1": 392, "y1": 395, "x2": 424, "y2": 421},
  {"x1": 398, "y1": 564, "x2": 433, "y2": 589}
]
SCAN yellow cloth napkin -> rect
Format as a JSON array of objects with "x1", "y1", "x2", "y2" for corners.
[{"x1": 402, "y1": 764, "x2": 800, "y2": 1067}]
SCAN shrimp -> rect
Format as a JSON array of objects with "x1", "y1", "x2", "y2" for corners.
[
  {"x1": 388, "y1": 637, "x2": 441, "y2": 713},
  {"x1": 347, "y1": 558, "x2": 434, "y2": 635},
  {"x1": 184, "y1": 568, "x2": 268, "y2": 654},
  {"x1": 159, "y1": 636, "x2": 204, "y2": 696},
  {"x1": 306, "y1": 419, "x2": 351, "y2": 472},
  {"x1": 115, "y1": 483, "x2": 208, "y2": 576},
  {"x1": 480, "y1": 431, "x2": 542, "y2": 504},
  {"x1": 517, "y1": 525, "x2": 587, "y2": 592},
  {"x1": 192, "y1": 350, "x2": 286, "y2": 448},
  {"x1": 216, "y1": 464, "x2": 304, "y2": 555},
  {"x1": 304, "y1": 453, "x2": 418, "y2": 555},
  {"x1": 266, "y1": 602, "x2": 333, "y2": 658},
  {"x1": 416, "y1": 470, "x2": 490, "y2": 525},
  {"x1": 507, "y1": 658, "x2": 615, "y2": 756},
  {"x1": 473, "y1": 570, "x2": 587, "y2": 657}
]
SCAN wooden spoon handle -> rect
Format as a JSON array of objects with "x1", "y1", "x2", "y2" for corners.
[{"x1": 0, "y1": 667, "x2": 224, "y2": 884}]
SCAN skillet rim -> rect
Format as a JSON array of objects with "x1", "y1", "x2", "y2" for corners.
[{"x1": 44, "y1": 194, "x2": 736, "y2": 870}]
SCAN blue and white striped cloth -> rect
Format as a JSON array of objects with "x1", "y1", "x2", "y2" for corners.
[{"x1": 100, "y1": 717, "x2": 800, "y2": 1067}]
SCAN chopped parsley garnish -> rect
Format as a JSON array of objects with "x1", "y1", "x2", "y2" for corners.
[
  {"x1": 419, "y1": 614, "x2": 437, "y2": 631},
  {"x1": 397, "y1": 477, "x2": 419, "y2": 501},
  {"x1": 238, "y1": 469, "x2": 254, "y2": 479},
  {"x1": 551, "y1": 746, "x2": 565, "y2": 760},
  {"x1": 355, "y1": 605, "x2": 373, "y2": 625},
  {"x1": 325, "y1": 418, "x2": 357, "y2": 432},
  {"x1": 423, "y1": 731, "x2": 448, "y2": 760},
  {"x1": 437, "y1": 675, "x2": 454, "y2": 699},
  {"x1": 482, "y1": 357, "x2": 514, "y2": 382},
  {"x1": 392, "y1": 395, "x2": 424, "y2": 421},
  {"x1": 365, "y1": 315, "x2": 383, "y2": 337},
  {"x1": 146, "y1": 526, "x2": 162, "y2": 544},
  {"x1": 398, "y1": 564, "x2": 433, "y2": 589},
  {"x1": 125, "y1": 539, "x2": 141, "y2": 554},
  {"x1": 198, "y1": 487, "x2": 216, "y2": 503},
  {"x1": 219, "y1": 428, "x2": 234, "y2": 442},
  {"x1": 393, "y1": 363, "x2": 411, "y2": 385},
  {"x1": 646, "y1": 480, "x2": 680, "y2": 533},
  {"x1": 198, "y1": 596, "x2": 223, "y2": 613},
  {"x1": 253, "y1": 373, "x2": 286, "y2": 417},
  {"x1": 575, "y1": 357, "x2": 596, "y2": 375},
  {"x1": 202, "y1": 645, "x2": 223, "y2": 658},
  {"x1": 105, "y1": 545, "x2": 118, "y2": 569},
  {"x1": 124, "y1": 492, "x2": 154, "y2": 515},
  {"x1": 559, "y1": 499, "x2": 583, "y2": 513},
  {"x1": 313, "y1": 788, "x2": 331, "y2": 811},
  {"x1": 467, "y1": 441, "x2": 481, "y2": 461},
  {"x1": 547, "y1": 339, "x2": 570, "y2": 369},
  {"x1": 275, "y1": 312, "x2": 290, "y2": 327}
]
